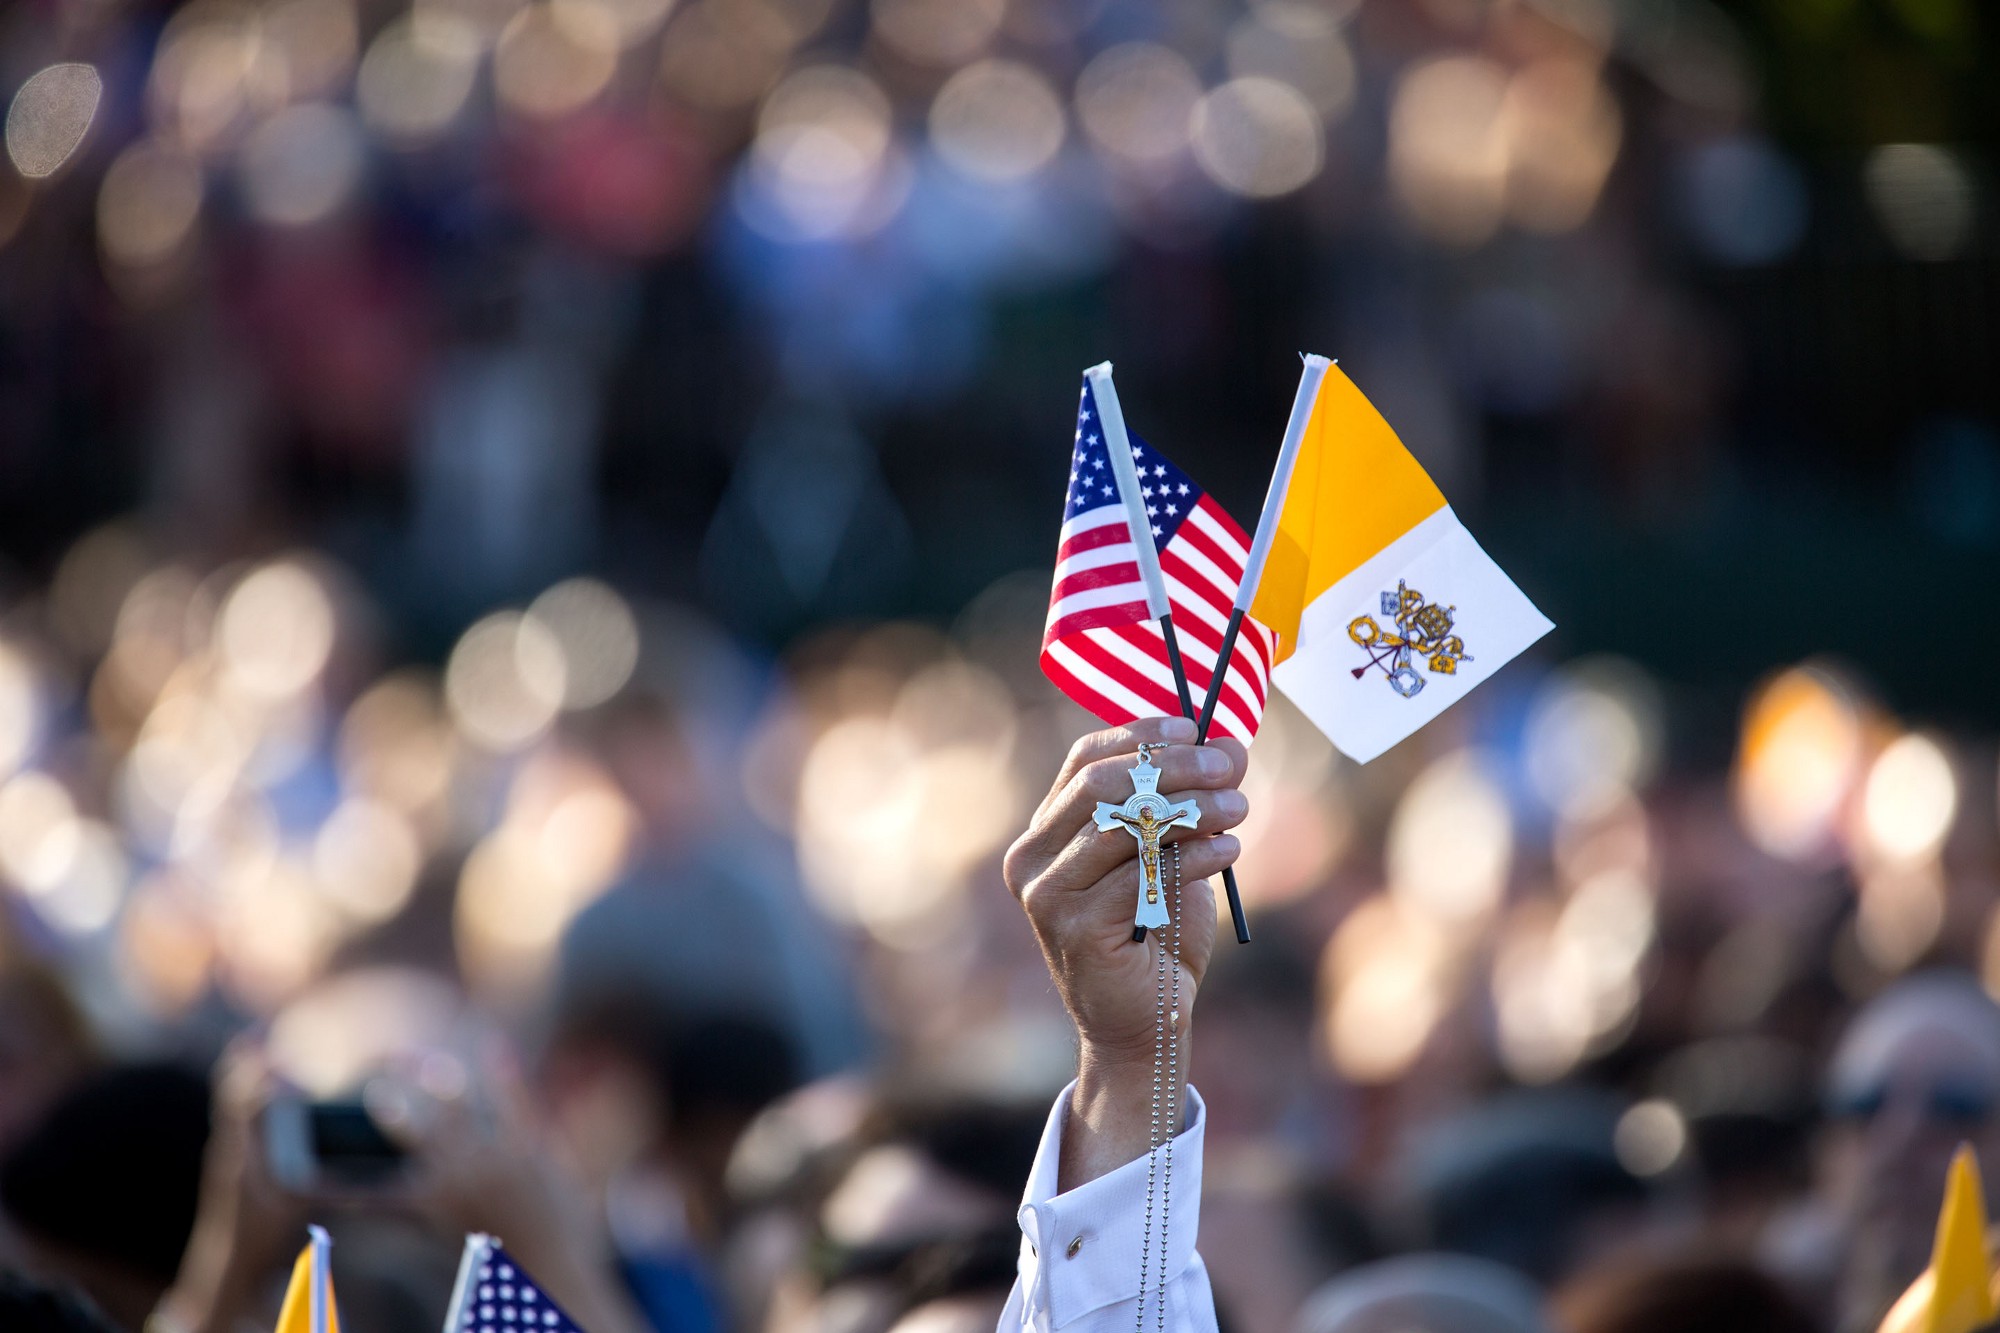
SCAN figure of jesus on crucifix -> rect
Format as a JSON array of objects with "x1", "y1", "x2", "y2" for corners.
[{"x1": 1093, "y1": 742, "x2": 1203, "y2": 930}]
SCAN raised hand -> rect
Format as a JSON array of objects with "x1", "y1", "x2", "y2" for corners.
[{"x1": 1002, "y1": 715, "x2": 1248, "y2": 1190}]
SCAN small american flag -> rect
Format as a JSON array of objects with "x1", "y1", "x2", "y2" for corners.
[
  {"x1": 444, "y1": 1237, "x2": 583, "y2": 1333},
  {"x1": 1041, "y1": 378, "x2": 1276, "y2": 744}
]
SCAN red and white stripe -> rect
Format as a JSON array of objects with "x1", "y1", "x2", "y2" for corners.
[{"x1": 1042, "y1": 497, "x2": 1276, "y2": 745}]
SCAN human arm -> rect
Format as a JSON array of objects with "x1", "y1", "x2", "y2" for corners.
[{"x1": 997, "y1": 715, "x2": 1247, "y2": 1329}]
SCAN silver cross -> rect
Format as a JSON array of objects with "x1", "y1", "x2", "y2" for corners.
[{"x1": 1094, "y1": 742, "x2": 1202, "y2": 930}]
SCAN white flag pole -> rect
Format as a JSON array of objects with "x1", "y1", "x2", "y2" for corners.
[
  {"x1": 1236, "y1": 353, "x2": 1331, "y2": 614},
  {"x1": 308, "y1": 1225, "x2": 332, "y2": 1333},
  {"x1": 1084, "y1": 363, "x2": 1172, "y2": 620},
  {"x1": 442, "y1": 1234, "x2": 492, "y2": 1333},
  {"x1": 1194, "y1": 354, "x2": 1329, "y2": 739},
  {"x1": 1084, "y1": 361, "x2": 1250, "y2": 942}
]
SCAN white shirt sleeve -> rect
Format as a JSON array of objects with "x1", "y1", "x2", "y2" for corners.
[{"x1": 997, "y1": 1082, "x2": 1217, "y2": 1333}]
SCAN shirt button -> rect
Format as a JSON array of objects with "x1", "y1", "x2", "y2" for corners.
[{"x1": 1066, "y1": 1236, "x2": 1085, "y2": 1258}]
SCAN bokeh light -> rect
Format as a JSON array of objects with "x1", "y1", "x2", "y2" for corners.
[
  {"x1": 456, "y1": 821, "x2": 605, "y2": 1002},
  {"x1": 1321, "y1": 896, "x2": 1449, "y2": 1084},
  {"x1": 1858, "y1": 733, "x2": 1957, "y2": 866},
  {"x1": 1856, "y1": 862, "x2": 1945, "y2": 974},
  {"x1": 445, "y1": 612, "x2": 568, "y2": 751},
  {"x1": 148, "y1": 7, "x2": 277, "y2": 153},
  {"x1": 268, "y1": 970, "x2": 464, "y2": 1096},
  {"x1": 1386, "y1": 751, "x2": 1513, "y2": 928},
  {"x1": 217, "y1": 559, "x2": 337, "y2": 699},
  {"x1": 313, "y1": 798, "x2": 422, "y2": 924},
  {"x1": 494, "y1": 2, "x2": 620, "y2": 120},
  {"x1": 1224, "y1": 5, "x2": 1355, "y2": 120},
  {"x1": 7, "y1": 64, "x2": 103, "y2": 179},
  {"x1": 239, "y1": 103, "x2": 367, "y2": 226},
  {"x1": 261, "y1": 0, "x2": 361, "y2": 102},
  {"x1": 1864, "y1": 144, "x2": 1974, "y2": 262},
  {"x1": 119, "y1": 872, "x2": 216, "y2": 1018},
  {"x1": 0, "y1": 771, "x2": 82, "y2": 897},
  {"x1": 745, "y1": 65, "x2": 901, "y2": 240},
  {"x1": 929, "y1": 60, "x2": 1065, "y2": 185},
  {"x1": 794, "y1": 657, "x2": 1019, "y2": 950},
  {"x1": 1501, "y1": 59, "x2": 1621, "y2": 234},
  {"x1": 415, "y1": 0, "x2": 530, "y2": 44},
  {"x1": 1680, "y1": 136, "x2": 1808, "y2": 266},
  {"x1": 1389, "y1": 56, "x2": 1510, "y2": 247},
  {"x1": 356, "y1": 16, "x2": 483, "y2": 144},
  {"x1": 1615, "y1": 1099, "x2": 1687, "y2": 1177},
  {"x1": 1492, "y1": 901, "x2": 1594, "y2": 1083},
  {"x1": 1524, "y1": 659, "x2": 1662, "y2": 821},
  {"x1": 1190, "y1": 77, "x2": 1323, "y2": 200},
  {"x1": 657, "y1": 1, "x2": 788, "y2": 109},
  {"x1": 340, "y1": 672, "x2": 457, "y2": 819},
  {"x1": 1733, "y1": 665, "x2": 1865, "y2": 861},
  {"x1": 1075, "y1": 44, "x2": 1201, "y2": 170},
  {"x1": 98, "y1": 141, "x2": 206, "y2": 272},
  {"x1": 527, "y1": 577, "x2": 641, "y2": 710},
  {"x1": 554, "y1": 0, "x2": 677, "y2": 47},
  {"x1": 870, "y1": 0, "x2": 1004, "y2": 67},
  {"x1": 0, "y1": 642, "x2": 42, "y2": 783}
]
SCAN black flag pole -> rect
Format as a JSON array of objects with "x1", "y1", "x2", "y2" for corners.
[
  {"x1": 1190, "y1": 605, "x2": 1250, "y2": 943},
  {"x1": 1088, "y1": 362, "x2": 1252, "y2": 944},
  {"x1": 1158, "y1": 607, "x2": 1250, "y2": 942}
]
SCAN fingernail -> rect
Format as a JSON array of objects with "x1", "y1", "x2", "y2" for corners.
[
  {"x1": 1217, "y1": 790, "x2": 1248, "y2": 820},
  {"x1": 1212, "y1": 834, "x2": 1241, "y2": 859},
  {"x1": 1161, "y1": 717, "x2": 1196, "y2": 742},
  {"x1": 1197, "y1": 747, "x2": 1229, "y2": 777}
]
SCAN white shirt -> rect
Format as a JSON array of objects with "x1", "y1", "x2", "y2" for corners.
[{"x1": 999, "y1": 1082, "x2": 1217, "y2": 1332}]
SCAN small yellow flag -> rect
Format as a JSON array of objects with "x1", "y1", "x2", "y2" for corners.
[
  {"x1": 1877, "y1": 1145, "x2": 1994, "y2": 1333},
  {"x1": 274, "y1": 1226, "x2": 341, "y2": 1333}
]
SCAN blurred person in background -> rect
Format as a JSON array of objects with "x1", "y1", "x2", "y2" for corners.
[
  {"x1": 1294, "y1": 1254, "x2": 1551, "y2": 1333},
  {"x1": 1549, "y1": 1253, "x2": 1817, "y2": 1333},
  {"x1": 147, "y1": 1039, "x2": 650, "y2": 1333},
  {"x1": 0, "y1": 1271, "x2": 125, "y2": 1333},
  {"x1": 0, "y1": 935, "x2": 94, "y2": 1165},
  {"x1": 561, "y1": 688, "x2": 870, "y2": 1081},
  {"x1": 1, "y1": 1062, "x2": 210, "y2": 1331},
  {"x1": 1190, "y1": 934, "x2": 1360, "y2": 1333},
  {"x1": 538, "y1": 992, "x2": 801, "y2": 1332},
  {"x1": 752, "y1": 1088, "x2": 1041, "y2": 1333},
  {"x1": 1393, "y1": 1089, "x2": 1677, "y2": 1288},
  {"x1": 1647, "y1": 1036, "x2": 1818, "y2": 1253},
  {"x1": 1770, "y1": 970, "x2": 2000, "y2": 1332}
]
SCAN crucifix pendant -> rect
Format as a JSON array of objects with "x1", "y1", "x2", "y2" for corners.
[{"x1": 1094, "y1": 743, "x2": 1202, "y2": 930}]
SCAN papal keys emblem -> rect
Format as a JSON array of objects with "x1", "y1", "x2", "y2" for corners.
[{"x1": 1348, "y1": 580, "x2": 1472, "y2": 698}]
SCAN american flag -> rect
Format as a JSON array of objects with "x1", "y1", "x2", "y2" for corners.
[
  {"x1": 1041, "y1": 378, "x2": 1276, "y2": 745},
  {"x1": 445, "y1": 1238, "x2": 583, "y2": 1333}
]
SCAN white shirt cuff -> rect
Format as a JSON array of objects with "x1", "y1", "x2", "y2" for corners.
[{"x1": 1013, "y1": 1080, "x2": 1206, "y2": 1328}]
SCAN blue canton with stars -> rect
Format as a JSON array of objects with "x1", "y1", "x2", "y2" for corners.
[
  {"x1": 1066, "y1": 380, "x2": 1202, "y2": 548},
  {"x1": 457, "y1": 1243, "x2": 582, "y2": 1333}
]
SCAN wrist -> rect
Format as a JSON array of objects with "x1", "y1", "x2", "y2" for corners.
[{"x1": 1061, "y1": 1033, "x2": 1193, "y2": 1193}]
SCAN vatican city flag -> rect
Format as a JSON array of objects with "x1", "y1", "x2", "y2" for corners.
[
  {"x1": 1876, "y1": 1145, "x2": 1995, "y2": 1333},
  {"x1": 1242, "y1": 356, "x2": 1552, "y2": 763},
  {"x1": 274, "y1": 1226, "x2": 340, "y2": 1333}
]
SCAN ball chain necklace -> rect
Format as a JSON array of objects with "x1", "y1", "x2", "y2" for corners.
[
  {"x1": 1134, "y1": 838, "x2": 1183, "y2": 1332},
  {"x1": 1091, "y1": 742, "x2": 1198, "y2": 1330}
]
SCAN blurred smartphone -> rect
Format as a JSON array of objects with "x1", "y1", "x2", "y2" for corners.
[{"x1": 266, "y1": 1097, "x2": 407, "y2": 1191}]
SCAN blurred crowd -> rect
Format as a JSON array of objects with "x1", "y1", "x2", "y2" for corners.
[
  {"x1": 2, "y1": 0, "x2": 1999, "y2": 1331},
  {"x1": 0, "y1": 534, "x2": 1996, "y2": 1333}
]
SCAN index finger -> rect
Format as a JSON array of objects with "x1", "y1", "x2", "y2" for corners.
[{"x1": 1038, "y1": 716, "x2": 1197, "y2": 824}]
